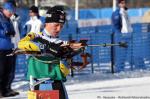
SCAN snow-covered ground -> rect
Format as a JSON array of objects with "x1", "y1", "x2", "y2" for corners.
[
  {"x1": 67, "y1": 77, "x2": 150, "y2": 99},
  {"x1": 2, "y1": 69, "x2": 150, "y2": 99}
]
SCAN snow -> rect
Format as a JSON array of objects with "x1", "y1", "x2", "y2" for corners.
[
  {"x1": 1, "y1": 69, "x2": 150, "y2": 99},
  {"x1": 66, "y1": 70, "x2": 150, "y2": 99},
  {"x1": 67, "y1": 77, "x2": 150, "y2": 99}
]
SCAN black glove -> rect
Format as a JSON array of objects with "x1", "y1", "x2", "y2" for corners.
[
  {"x1": 46, "y1": 43, "x2": 63, "y2": 57},
  {"x1": 5, "y1": 30, "x2": 15, "y2": 37},
  {"x1": 35, "y1": 37, "x2": 70, "y2": 58},
  {"x1": 38, "y1": 42, "x2": 64, "y2": 58}
]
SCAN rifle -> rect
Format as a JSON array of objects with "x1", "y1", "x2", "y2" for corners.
[
  {"x1": 78, "y1": 39, "x2": 127, "y2": 48},
  {"x1": 68, "y1": 40, "x2": 127, "y2": 70},
  {"x1": 7, "y1": 39, "x2": 127, "y2": 70}
]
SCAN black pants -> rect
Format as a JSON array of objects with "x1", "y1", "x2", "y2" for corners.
[
  {"x1": 0, "y1": 50, "x2": 16, "y2": 92},
  {"x1": 52, "y1": 80, "x2": 66, "y2": 99}
]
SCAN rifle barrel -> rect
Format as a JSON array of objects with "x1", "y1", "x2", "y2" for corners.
[{"x1": 88, "y1": 43, "x2": 120, "y2": 47}]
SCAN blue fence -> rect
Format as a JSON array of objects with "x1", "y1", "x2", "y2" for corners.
[
  {"x1": 15, "y1": 23, "x2": 150, "y2": 77},
  {"x1": 14, "y1": 8, "x2": 150, "y2": 78}
]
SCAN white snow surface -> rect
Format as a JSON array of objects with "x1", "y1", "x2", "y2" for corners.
[{"x1": 2, "y1": 69, "x2": 150, "y2": 99}]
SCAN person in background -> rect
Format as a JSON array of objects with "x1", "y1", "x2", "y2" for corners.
[
  {"x1": 112, "y1": 0, "x2": 133, "y2": 72},
  {"x1": 10, "y1": 7, "x2": 21, "y2": 48},
  {"x1": 24, "y1": 5, "x2": 44, "y2": 34},
  {"x1": 0, "y1": 2, "x2": 19, "y2": 97},
  {"x1": 112, "y1": 0, "x2": 146, "y2": 72}
]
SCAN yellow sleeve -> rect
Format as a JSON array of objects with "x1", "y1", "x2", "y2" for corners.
[{"x1": 18, "y1": 32, "x2": 40, "y2": 51}]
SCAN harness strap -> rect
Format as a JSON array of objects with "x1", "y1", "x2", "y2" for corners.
[{"x1": 32, "y1": 56, "x2": 60, "y2": 64}]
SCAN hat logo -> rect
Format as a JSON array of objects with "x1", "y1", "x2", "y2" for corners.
[
  {"x1": 60, "y1": 15, "x2": 64, "y2": 19},
  {"x1": 46, "y1": 14, "x2": 52, "y2": 17}
]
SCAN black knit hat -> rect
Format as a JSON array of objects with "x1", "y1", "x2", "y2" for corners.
[
  {"x1": 45, "y1": 6, "x2": 66, "y2": 24},
  {"x1": 29, "y1": 5, "x2": 39, "y2": 14}
]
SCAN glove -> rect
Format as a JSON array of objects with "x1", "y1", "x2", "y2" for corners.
[
  {"x1": 5, "y1": 30, "x2": 15, "y2": 37},
  {"x1": 35, "y1": 37, "x2": 67, "y2": 57},
  {"x1": 39, "y1": 42, "x2": 63, "y2": 57}
]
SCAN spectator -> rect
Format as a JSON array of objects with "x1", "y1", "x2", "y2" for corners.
[
  {"x1": 24, "y1": 5, "x2": 44, "y2": 34},
  {"x1": 10, "y1": 10, "x2": 21, "y2": 48},
  {"x1": 112, "y1": 0, "x2": 133, "y2": 72},
  {"x1": 0, "y1": 2, "x2": 19, "y2": 97}
]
